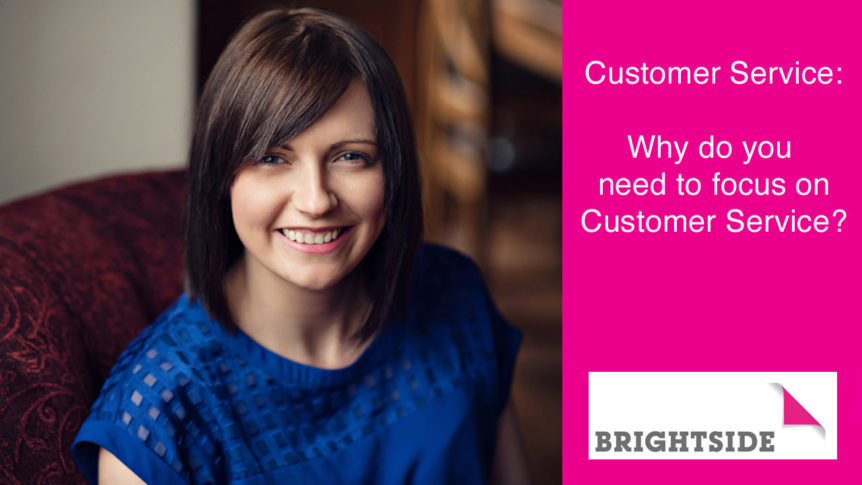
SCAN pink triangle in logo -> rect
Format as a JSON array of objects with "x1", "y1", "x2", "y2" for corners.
[{"x1": 783, "y1": 387, "x2": 821, "y2": 427}]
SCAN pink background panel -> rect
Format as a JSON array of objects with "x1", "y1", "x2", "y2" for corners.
[{"x1": 564, "y1": 1, "x2": 862, "y2": 483}]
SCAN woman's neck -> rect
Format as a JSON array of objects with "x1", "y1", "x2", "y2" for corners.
[{"x1": 224, "y1": 253, "x2": 374, "y2": 369}]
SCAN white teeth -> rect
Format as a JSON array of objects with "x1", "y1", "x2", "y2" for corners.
[{"x1": 281, "y1": 228, "x2": 342, "y2": 245}]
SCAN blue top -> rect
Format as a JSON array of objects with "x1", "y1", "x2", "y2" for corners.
[{"x1": 72, "y1": 244, "x2": 521, "y2": 484}]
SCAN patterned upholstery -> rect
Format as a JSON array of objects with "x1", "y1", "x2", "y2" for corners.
[{"x1": 0, "y1": 170, "x2": 186, "y2": 484}]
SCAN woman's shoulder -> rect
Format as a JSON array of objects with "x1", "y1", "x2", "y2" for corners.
[
  {"x1": 409, "y1": 243, "x2": 494, "y2": 321},
  {"x1": 404, "y1": 243, "x2": 523, "y2": 421},
  {"x1": 407, "y1": 242, "x2": 519, "y2": 368},
  {"x1": 413, "y1": 243, "x2": 486, "y2": 293},
  {"x1": 105, "y1": 294, "x2": 222, "y2": 384},
  {"x1": 71, "y1": 294, "x2": 226, "y2": 484},
  {"x1": 93, "y1": 293, "x2": 219, "y2": 393},
  {"x1": 415, "y1": 242, "x2": 479, "y2": 269},
  {"x1": 98, "y1": 294, "x2": 230, "y2": 418}
]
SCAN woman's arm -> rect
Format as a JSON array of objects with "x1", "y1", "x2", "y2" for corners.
[
  {"x1": 98, "y1": 447, "x2": 147, "y2": 485},
  {"x1": 491, "y1": 401, "x2": 533, "y2": 485}
]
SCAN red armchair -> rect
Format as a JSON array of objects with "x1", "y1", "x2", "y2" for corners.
[{"x1": 0, "y1": 170, "x2": 186, "y2": 484}]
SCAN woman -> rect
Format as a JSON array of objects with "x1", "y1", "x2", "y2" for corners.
[{"x1": 72, "y1": 7, "x2": 528, "y2": 484}]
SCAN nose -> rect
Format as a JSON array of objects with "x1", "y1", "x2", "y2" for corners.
[{"x1": 292, "y1": 164, "x2": 337, "y2": 217}]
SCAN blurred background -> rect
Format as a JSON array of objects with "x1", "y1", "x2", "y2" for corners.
[{"x1": 0, "y1": 0, "x2": 560, "y2": 482}]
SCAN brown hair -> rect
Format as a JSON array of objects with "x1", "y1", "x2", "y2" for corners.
[{"x1": 184, "y1": 7, "x2": 422, "y2": 340}]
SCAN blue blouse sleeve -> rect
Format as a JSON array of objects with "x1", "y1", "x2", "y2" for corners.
[
  {"x1": 72, "y1": 359, "x2": 188, "y2": 484},
  {"x1": 421, "y1": 244, "x2": 523, "y2": 417},
  {"x1": 484, "y1": 284, "x2": 522, "y2": 416},
  {"x1": 71, "y1": 318, "x2": 221, "y2": 485}
]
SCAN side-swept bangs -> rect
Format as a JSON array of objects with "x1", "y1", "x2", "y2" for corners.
[{"x1": 184, "y1": 8, "x2": 423, "y2": 340}]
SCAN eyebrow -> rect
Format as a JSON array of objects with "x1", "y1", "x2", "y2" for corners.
[{"x1": 279, "y1": 139, "x2": 378, "y2": 151}]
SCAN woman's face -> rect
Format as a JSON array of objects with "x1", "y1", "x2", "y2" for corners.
[{"x1": 230, "y1": 79, "x2": 386, "y2": 292}]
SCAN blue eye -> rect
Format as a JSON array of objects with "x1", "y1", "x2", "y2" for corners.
[
  {"x1": 260, "y1": 154, "x2": 283, "y2": 164},
  {"x1": 337, "y1": 152, "x2": 371, "y2": 164}
]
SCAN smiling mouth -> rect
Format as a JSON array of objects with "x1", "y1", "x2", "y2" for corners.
[{"x1": 280, "y1": 227, "x2": 347, "y2": 245}]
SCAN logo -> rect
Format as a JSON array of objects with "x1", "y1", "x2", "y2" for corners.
[{"x1": 588, "y1": 372, "x2": 836, "y2": 459}]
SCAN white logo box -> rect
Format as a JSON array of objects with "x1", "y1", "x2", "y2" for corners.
[{"x1": 588, "y1": 372, "x2": 837, "y2": 459}]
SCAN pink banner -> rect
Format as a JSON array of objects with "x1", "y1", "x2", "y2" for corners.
[{"x1": 565, "y1": 0, "x2": 862, "y2": 481}]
